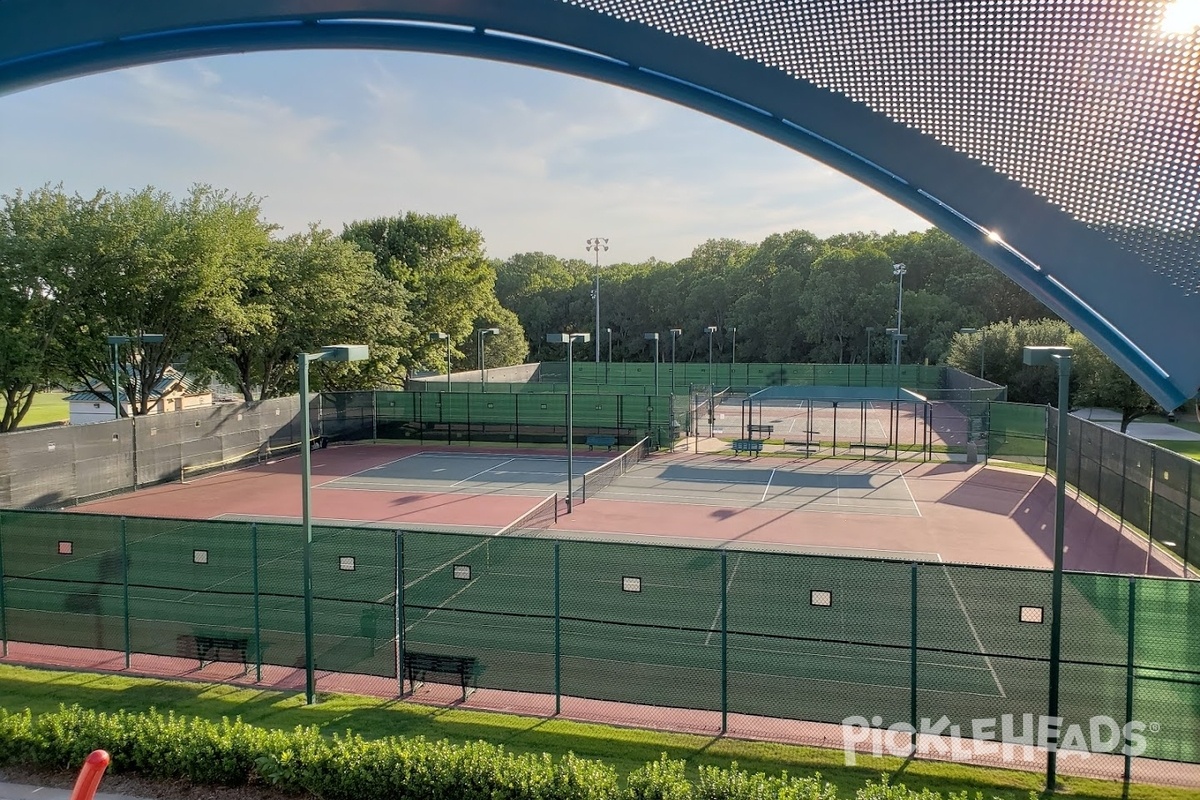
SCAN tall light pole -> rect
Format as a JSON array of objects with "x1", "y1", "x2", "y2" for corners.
[
  {"x1": 299, "y1": 344, "x2": 370, "y2": 705},
  {"x1": 547, "y1": 333, "x2": 590, "y2": 512},
  {"x1": 105, "y1": 333, "x2": 165, "y2": 420},
  {"x1": 476, "y1": 327, "x2": 499, "y2": 385},
  {"x1": 706, "y1": 326, "x2": 717, "y2": 381},
  {"x1": 586, "y1": 237, "x2": 608, "y2": 363},
  {"x1": 644, "y1": 333, "x2": 660, "y2": 395},
  {"x1": 606, "y1": 327, "x2": 612, "y2": 365},
  {"x1": 892, "y1": 263, "x2": 907, "y2": 375},
  {"x1": 866, "y1": 326, "x2": 877, "y2": 367},
  {"x1": 1022, "y1": 345, "x2": 1072, "y2": 793},
  {"x1": 886, "y1": 327, "x2": 908, "y2": 397},
  {"x1": 669, "y1": 328, "x2": 682, "y2": 394},
  {"x1": 960, "y1": 327, "x2": 986, "y2": 380},
  {"x1": 429, "y1": 332, "x2": 450, "y2": 393},
  {"x1": 731, "y1": 326, "x2": 737, "y2": 366}
]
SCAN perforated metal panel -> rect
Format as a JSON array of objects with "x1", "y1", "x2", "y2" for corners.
[
  {"x1": 567, "y1": 0, "x2": 1200, "y2": 294},
  {"x1": 1, "y1": 0, "x2": 1197, "y2": 406}
]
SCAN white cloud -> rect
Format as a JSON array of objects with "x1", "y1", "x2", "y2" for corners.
[{"x1": 0, "y1": 50, "x2": 927, "y2": 262}]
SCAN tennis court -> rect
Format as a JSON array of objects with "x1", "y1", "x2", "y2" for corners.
[{"x1": 322, "y1": 451, "x2": 613, "y2": 497}]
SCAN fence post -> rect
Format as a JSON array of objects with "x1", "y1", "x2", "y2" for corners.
[
  {"x1": 120, "y1": 517, "x2": 130, "y2": 669},
  {"x1": 910, "y1": 563, "x2": 918, "y2": 751},
  {"x1": 554, "y1": 541, "x2": 562, "y2": 714},
  {"x1": 721, "y1": 549, "x2": 728, "y2": 734},
  {"x1": 1184, "y1": 462, "x2": 1193, "y2": 578},
  {"x1": 1144, "y1": 449, "x2": 1157, "y2": 574},
  {"x1": 372, "y1": 390, "x2": 378, "y2": 442},
  {"x1": 1120, "y1": 436, "x2": 1128, "y2": 527},
  {"x1": 1122, "y1": 578, "x2": 1136, "y2": 796},
  {"x1": 0, "y1": 512, "x2": 7, "y2": 657},
  {"x1": 396, "y1": 530, "x2": 405, "y2": 696},
  {"x1": 252, "y1": 522, "x2": 262, "y2": 682}
]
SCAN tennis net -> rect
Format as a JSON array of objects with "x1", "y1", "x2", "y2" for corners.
[
  {"x1": 496, "y1": 492, "x2": 560, "y2": 536},
  {"x1": 178, "y1": 438, "x2": 320, "y2": 483},
  {"x1": 581, "y1": 436, "x2": 650, "y2": 502}
]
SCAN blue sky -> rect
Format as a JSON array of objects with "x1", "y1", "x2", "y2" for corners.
[{"x1": 0, "y1": 50, "x2": 929, "y2": 264}]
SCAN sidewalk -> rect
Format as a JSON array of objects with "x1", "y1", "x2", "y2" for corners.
[{"x1": 0, "y1": 783, "x2": 150, "y2": 800}]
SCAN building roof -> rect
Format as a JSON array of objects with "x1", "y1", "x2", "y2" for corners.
[{"x1": 65, "y1": 366, "x2": 210, "y2": 404}]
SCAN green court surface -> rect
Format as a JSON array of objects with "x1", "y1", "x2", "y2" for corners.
[{"x1": 1, "y1": 509, "x2": 1196, "y2": 762}]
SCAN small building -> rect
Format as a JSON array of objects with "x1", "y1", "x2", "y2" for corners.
[{"x1": 65, "y1": 366, "x2": 213, "y2": 425}]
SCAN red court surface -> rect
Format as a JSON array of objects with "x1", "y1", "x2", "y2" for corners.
[{"x1": 73, "y1": 442, "x2": 1184, "y2": 576}]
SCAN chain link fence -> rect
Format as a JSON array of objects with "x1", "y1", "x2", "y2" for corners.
[{"x1": 0, "y1": 509, "x2": 1195, "y2": 788}]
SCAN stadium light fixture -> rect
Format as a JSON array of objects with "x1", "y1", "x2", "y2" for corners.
[
  {"x1": 959, "y1": 327, "x2": 986, "y2": 380},
  {"x1": 644, "y1": 333, "x2": 660, "y2": 395},
  {"x1": 1022, "y1": 344, "x2": 1071, "y2": 792},
  {"x1": 547, "y1": 332, "x2": 590, "y2": 512},
  {"x1": 105, "y1": 333, "x2": 165, "y2": 420},
  {"x1": 476, "y1": 327, "x2": 500, "y2": 386},
  {"x1": 429, "y1": 332, "x2": 450, "y2": 392},
  {"x1": 586, "y1": 237, "x2": 608, "y2": 363},
  {"x1": 298, "y1": 344, "x2": 369, "y2": 706}
]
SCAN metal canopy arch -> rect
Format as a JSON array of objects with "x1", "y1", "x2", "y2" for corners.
[{"x1": 2, "y1": 1, "x2": 1197, "y2": 408}]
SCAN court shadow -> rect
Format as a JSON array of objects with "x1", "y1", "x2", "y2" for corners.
[{"x1": 937, "y1": 470, "x2": 1039, "y2": 515}]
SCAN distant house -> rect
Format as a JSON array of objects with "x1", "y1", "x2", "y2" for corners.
[{"x1": 64, "y1": 366, "x2": 213, "y2": 425}]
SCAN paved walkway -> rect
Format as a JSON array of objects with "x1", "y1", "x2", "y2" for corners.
[{"x1": 0, "y1": 782, "x2": 149, "y2": 800}]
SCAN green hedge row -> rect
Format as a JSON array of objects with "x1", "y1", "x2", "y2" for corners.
[{"x1": 0, "y1": 706, "x2": 1016, "y2": 800}]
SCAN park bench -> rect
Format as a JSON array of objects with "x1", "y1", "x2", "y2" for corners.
[
  {"x1": 585, "y1": 434, "x2": 618, "y2": 451},
  {"x1": 404, "y1": 651, "x2": 478, "y2": 701},
  {"x1": 732, "y1": 439, "x2": 764, "y2": 456},
  {"x1": 747, "y1": 424, "x2": 774, "y2": 436},
  {"x1": 177, "y1": 633, "x2": 249, "y2": 670}
]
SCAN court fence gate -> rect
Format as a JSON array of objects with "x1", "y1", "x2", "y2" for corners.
[{"x1": 0, "y1": 508, "x2": 1195, "y2": 791}]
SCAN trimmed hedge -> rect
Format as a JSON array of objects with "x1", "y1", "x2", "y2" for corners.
[{"x1": 0, "y1": 706, "x2": 1014, "y2": 800}]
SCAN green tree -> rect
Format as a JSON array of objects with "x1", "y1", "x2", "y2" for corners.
[
  {"x1": 797, "y1": 248, "x2": 893, "y2": 363},
  {"x1": 342, "y1": 212, "x2": 495, "y2": 376},
  {"x1": 217, "y1": 227, "x2": 411, "y2": 399},
  {"x1": 1067, "y1": 330, "x2": 1160, "y2": 432},
  {"x1": 946, "y1": 319, "x2": 1072, "y2": 404},
  {"x1": 0, "y1": 186, "x2": 74, "y2": 430}
]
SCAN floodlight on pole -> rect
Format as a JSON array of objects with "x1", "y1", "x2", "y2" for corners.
[
  {"x1": 476, "y1": 327, "x2": 500, "y2": 385},
  {"x1": 960, "y1": 327, "x2": 986, "y2": 380},
  {"x1": 1022, "y1": 345, "x2": 1072, "y2": 793},
  {"x1": 706, "y1": 325, "x2": 718, "y2": 378},
  {"x1": 669, "y1": 328, "x2": 682, "y2": 394},
  {"x1": 429, "y1": 332, "x2": 451, "y2": 392},
  {"x1": 298, "y1": 344, "x2": 369, "y2": 706},
  {"x1": 586, "y1": 237, "x2": 609, "y2": 363},
  {"x1": 892, "y1": 263, "x2": 907, "y2": 376},
  {"x1": 547, "y1": 333, "x2": 590, "y2": 512},
  {"x1": 105, "y1": 333, "x2": 165, "y2": 420},
  {"x1": 644, "y1": 333, "x2": 660, "y2": 395}
]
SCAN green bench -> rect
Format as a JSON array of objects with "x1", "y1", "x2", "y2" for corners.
[
  {"x1": 732, "y1": 439, "x2": 764, "y2": 456},
  {"x1": 404, "y1": 651, "x2": 478, "y2": 701},
  {"x1": 586, "y1": 434, "x2": 618, "y2": 451}
]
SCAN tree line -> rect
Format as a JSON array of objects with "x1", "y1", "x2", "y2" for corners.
[{"x1": 1, "y1": 184, "x2": 1168, "y2": 433}]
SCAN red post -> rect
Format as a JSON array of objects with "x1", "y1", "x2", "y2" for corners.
[{"x1": 68, "y1": 750, "x2": 110, "y2": 800}]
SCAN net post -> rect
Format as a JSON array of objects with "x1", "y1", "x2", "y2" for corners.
[
  {"x1": 1122, "y1": 577, "x2": 1136, "y2": 796},
  {"x1": 554, "y1": 492, "x2": 559, "y2": 523},
  {"x1": 554, "y1": 540, "x2": 561, "y2": 715},
  {"x1": 720, "y1": 549, "x2": 728, "y2": 734},
  {"x1": 396, "y1": 530, "x2": 405, "y2": 697},
  {"x1": 909, "y1": 562, "x2": 918, "y2": 753},
  {"x1": 117, "y1": 517, "x2": 130, "y2": 669},
  {"x1": 252, "y1": 521, "x2": 262, "y2": 683}
]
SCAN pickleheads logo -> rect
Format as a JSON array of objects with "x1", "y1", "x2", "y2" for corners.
[{"x1": 841, "y1": 715, "x2": 1155, "y2": 765}]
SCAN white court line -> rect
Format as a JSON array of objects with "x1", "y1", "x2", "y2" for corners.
[
  {"x1": 705, "y1": 551, "x2": 743, "y2": 645},
  {"x1": 450, "y1": 458, "x2": 515, "y2": 487},
  {"x1": 314, "y1": 450, "x2": 428, "y2": 489},
  {"x1": 404, "y1": 578, "x2": 478, "y2": 633},
  {"x1": 936, "y1": 553, "x2": 1006, "y2": 698},
  {"x1": 761, "y1": 468, "x2": 777, "y2": 502},
  {"x1": 896, "y1": 467, "x2": 922, "y2": 517}
]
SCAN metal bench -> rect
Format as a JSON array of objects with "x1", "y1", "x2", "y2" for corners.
[
  {"x1": 732, "y1": 439, "x2": 764, "y2": 456},
  {"x1": 178, "y1": 633, "x2": 249, "y2": 670},
  {"x1": 585, "y1": 434, "x2": 618, "y2": 451},
  {"x1": 404, "y1": 651, "x2": 478, "y2": 701},
  {"x1": 747, "y1": 424, "x2": 774, "y2": 435}
]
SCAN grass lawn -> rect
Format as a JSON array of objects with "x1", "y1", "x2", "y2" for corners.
[
  {"x1": 0, "y1": 391, "x2": 69, "y2": 428},
  {"x1": 0, "y1": 664, "x2": 1194, "y2": 800}
]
